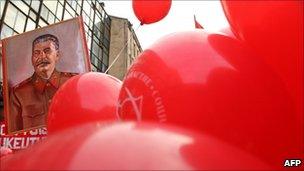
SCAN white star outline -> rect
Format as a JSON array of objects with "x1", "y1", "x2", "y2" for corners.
[{"x1": 116, "y1": 87, "x2": 143, "y2": 121}]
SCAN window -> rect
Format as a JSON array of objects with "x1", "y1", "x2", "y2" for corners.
[
  {"x1": 40, "y1": 5, "x2": 48, "y2": 20},
  {"x1": 4, "y1": 3, "x2": 18, "y2": 29},
  {"x1": 65, "y1": 3, "x2": 76, "y2": 17},
  {"x1": 29, "y1": 10, "x2": 37, "y2": 21},
  {"x1": 11, "y1": 1, "x2": 29, "y2": 15},
  {"x1": 38, "y1": 19, "x2": 47, "y2": 27},
  {"x1": 91, "y1": 55, "x2": 99, "y2": 68},
  {"x1": 103, "y1": 37, "x2": 109, "y2": 48},
  {"x1": 98, "y1": 48, "x2": 103, "y2": 60},
  {"x1": 104, "y1": 27, "x2": 110, "y2": 41},
  {"x1": 0, "y1": 1, "x2": 5, "y2": 18},
  {"x1": 4, "y1": 4, "x2": 26, "y2": 33},
  {"x1": 25, "y1": 18, "x2": 36, "y2": 32},
  {"x1": 93, "y1": 34, "x2": 100, "y2": 45},
  {"x1": 76, "y1": 4, "x2": 81, "y2": 15},
  {"x1": 83, "y1": 1, "x2": 91, "y2": 16},
  {"x1": 43, "y1": 1, "x2": 57, "y2": 13},
  {"x1": 94, "y1": 12, "x2": 101, "y2": 25},
  {"x1": 92, "y1": 41, "x2": 99, "y2": 57},
  {"x1": 83, "y1": 13, "x2": 91, "y2": 27},
  {"x1": 102, "y1": 51, "x2": 108, "y2": 66},
  {"x1": 98, "y1": 60, "x2": 102, "y2": 69},
  {"x1": 67, "y1": 0, "x2": 76, "y2": 10},
  {"x1": 95, "y1": 2, "x2": 103, "y2": 14},
  {"x1": 102, "y1": 63, "x2": 107, "y2": 72},
  {"x1": 1, "y1": 24, "x2": 14, "y2": 39},
  {"x1": 105, "y1": 15, "x2": 111, "y2": 27},
  {"x1": 31, "y1": 0, "x2": 40, "y2": 11},
  {"x1": 48, "y1": 13, "x2": 55, "y2": 24},
  {"x1": 91, "y1": 65, "x2": 97, "y2": 72},
  {"x1": 56, "y1": 3, "x2": 63, "y2": 20},
  {"x1": 24, "y1": 0, "x2": 31, "y2": 6},
  {"x1": 93, "y1": 23, "x2": 103, "y2": 40},
  {"x1": 63, "y1": 9, "x2": 73, "y2": 20}
]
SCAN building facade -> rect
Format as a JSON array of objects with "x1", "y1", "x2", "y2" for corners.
[
  {"x1": 0, "y1": 0, "x2": 111, "y2": 73},
  {"x1": 108, "y1": 15, "x2": 142, "y2": 80}
]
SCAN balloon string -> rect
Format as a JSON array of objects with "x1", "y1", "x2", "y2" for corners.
[{"x1": 105, "y1": 24, "x2": 141, "y2": 74}]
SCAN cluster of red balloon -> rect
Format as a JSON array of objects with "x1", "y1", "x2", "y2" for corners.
[
  {"x1": 117, "y1": 30, "x2": 301, "y2": 169},
  {"x1": 2, "y1": 1, "x2": 303, "y2": 170},
  {"x1": 0, "y1": 122, "x2": 270, "y2": 170},
  {"x1": 116, "y1": 1, "x2": 303, "y2": 170}
]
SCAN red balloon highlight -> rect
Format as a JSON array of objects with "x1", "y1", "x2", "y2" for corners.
[
  {"x1": 132, "y1": 0, "x2": 172, "y2": 25},
  {"x1": 117, "y1": 30, "x2": 302, "y2": 168},
  {"x1": 1, "y1": 122, "x2": 270, "y2": 170},
  {"x1": 47, "y1": 72, "x2": 121, "y2": 134}
]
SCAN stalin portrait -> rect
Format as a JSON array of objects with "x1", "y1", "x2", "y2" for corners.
[{"x1": 9, "y1": 34, "x2": 77, "y2": 133}]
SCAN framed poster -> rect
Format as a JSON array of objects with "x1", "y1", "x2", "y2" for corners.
[{"x1": 1, "y1": 17, "x2": 90, "y2": 134}]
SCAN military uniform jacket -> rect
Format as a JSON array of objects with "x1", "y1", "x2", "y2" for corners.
[{"x1": 9, "y1": 70, "x2": 77, "y2": 133}]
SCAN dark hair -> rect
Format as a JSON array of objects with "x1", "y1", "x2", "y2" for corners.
[{"x1": 32, "y1": 34, "x2": 59, "y2": 50}]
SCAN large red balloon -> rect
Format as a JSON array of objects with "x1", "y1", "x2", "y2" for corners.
[
  {"x1": 221, "y1": 1, "x2": 304, "y2": 128},
  {"x1": 47, "y1": 72, "x2": 121, "y2": 134},
  {"x1": 1, "y1": 122, "x2": 270, "y2": 170},
  {"x1": 117, "y1": 30, "x2": 303, "y2": 168},
  {"x1": 0, "y1": 147, "x2": 12, "y2": 158},
  {"x1": 132, "y1": 0, "x2": 172, "y2": 25}
]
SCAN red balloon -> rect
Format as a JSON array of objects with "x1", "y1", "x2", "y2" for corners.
[
  {"x1": 221, "y1": 1, "x2": 304, "y2": 127},
  {"x1": 1, "y1": 122, "x2": 270, "y2": 170},
  {"x1": 47, "y1": 72, "x2": 121, "y2": 134},
  {"x1": 0, "y1": 147, "x2": 12, "y2": 158},
  {"x1": 117, "y1": 30, "x2": 303, "y2": 168},
  {"x1": 132, "y1": 0, "x2": 172, "y2": 25},
  {"x1": 219, "y1": 27, "x2": 235, "y2": 38}
]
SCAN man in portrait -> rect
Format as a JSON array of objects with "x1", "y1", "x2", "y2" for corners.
[{"x1": 9, "y1": 34, "x2": 77, "y2": 133}]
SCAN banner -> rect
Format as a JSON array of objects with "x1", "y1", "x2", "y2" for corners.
[
  {"x1": 1, "y1": 17, "x2": 90, "y2": 134},
  {"x1": 0, "y1": 122, "x2": 46, "y2": 150}
]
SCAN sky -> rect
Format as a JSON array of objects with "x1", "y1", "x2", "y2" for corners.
[{"x1": 103, "y1": 0, "x2": 230, "y2": 50}]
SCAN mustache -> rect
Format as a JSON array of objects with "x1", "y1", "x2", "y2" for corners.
[{"x1": 35, "y1": 59, "x2": 50, "y2": 66}]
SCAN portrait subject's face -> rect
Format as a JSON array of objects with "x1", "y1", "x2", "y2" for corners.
[{"x1": 32, "y1": 40, "x2": 59, "y2": 79}]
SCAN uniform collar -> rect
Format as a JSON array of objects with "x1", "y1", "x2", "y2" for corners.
[{"x1": 32, "y1": 70, "x2": 60, "y2": 93}]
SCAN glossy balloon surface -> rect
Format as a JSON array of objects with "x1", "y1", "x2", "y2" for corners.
[
  {"x1": 132, "y1": 0, "x2": 172, "y2": 25},
  {"x1": 0, "y1": 147, "x2": 12, "y2": 158},
  {"x1": 47, "y1": 72, "x2": 121, "y2": 133},
  {"x1": 1, "y1": 122, "x2": 270, "y2": 170},
  {"x1": 219, "y1": 27, "x2": 235, "y2": 38},
  {"x1": 117, "y1": 30, "x2": 302, "y2": 168},
  {"x1": 221, "y1": 1, "x2": 304, "y2": 128}
]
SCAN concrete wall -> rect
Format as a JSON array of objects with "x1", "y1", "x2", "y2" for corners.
[
  {"x1": 108, "y1": 16, "x2": 142, "y2": 81},
  {"x1": 108, "y1": 18, "x2": 128, "y2": 80}
]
